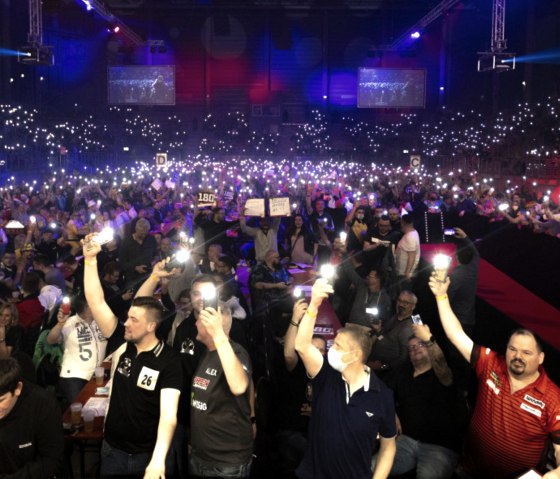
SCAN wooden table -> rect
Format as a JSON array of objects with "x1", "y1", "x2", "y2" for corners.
[{"x1": 63, "y1": 374, "x2": 109, "y2": 477}]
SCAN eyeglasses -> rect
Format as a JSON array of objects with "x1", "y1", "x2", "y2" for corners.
[
  {"x1": 398, "y1": 299, "x2": 416, "y2": 306},
  {"x1": 407, "y1": 343, "x2": 426, "y2": 352}
]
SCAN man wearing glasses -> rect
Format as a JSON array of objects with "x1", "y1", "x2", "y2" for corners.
[
  {"x1": 372, "y1": 324, "x2": 467, "y2": 478},
  {"x1": 370, "y1": 291, "x2": 418, "y2": 371}
]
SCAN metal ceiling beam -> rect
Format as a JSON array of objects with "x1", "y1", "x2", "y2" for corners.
[
  {"x1": 76, "y1": 0, "x2": 145, "y2": 45},
  {"x1": 389, "y1": 0, "x2": 462, "y2": 50}
]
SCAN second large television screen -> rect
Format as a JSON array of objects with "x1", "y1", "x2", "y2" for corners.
[
  {"x1": 108, "y1": 66, "x2": 175, "y2": 105},
  {"x1": 358, "y1": 68, "x2": 426, "y2": 108}
]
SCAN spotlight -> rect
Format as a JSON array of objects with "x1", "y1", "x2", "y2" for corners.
[
  {"x1": 410, "y1": 31, "x2": 421, "y2": 39},
  {"x1": 109, "y1": 25, "x2": 120, "y2": 34}
]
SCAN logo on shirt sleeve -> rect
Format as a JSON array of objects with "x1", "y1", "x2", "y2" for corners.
[
  {"x1": 486, "y1": 378, "x2": 501, "y2": 395},
  {"x1": 137, "y1": 366, "x2": 160, "y2": 391}
]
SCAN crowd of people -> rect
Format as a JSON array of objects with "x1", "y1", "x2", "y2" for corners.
[
  {"x1": 0, "y1": 149, "x2": 558, "y2": 479},
  {"x1": 2, "y1": 98, "x2": 560, "y2": 170}
]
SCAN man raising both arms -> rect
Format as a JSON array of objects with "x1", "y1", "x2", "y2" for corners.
[
  {"x1": 429, "y1": 274, "x2": 560, "y2": 479},
  {"x1": 294, "y1": 278, "x2": 396, "y2": 479}
]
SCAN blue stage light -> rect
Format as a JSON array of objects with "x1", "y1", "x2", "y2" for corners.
[{"x1": 0, "y1": 48, "x2": 28, "y2": 57}]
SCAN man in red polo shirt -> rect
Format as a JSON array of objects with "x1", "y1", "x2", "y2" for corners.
[{"x1": 429, "y1": 274, "x2": 560, "y2": 479}]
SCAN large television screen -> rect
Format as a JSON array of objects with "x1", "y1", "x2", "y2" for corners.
[
  {"x1": 108, "y1": 66, "x2": 175, "y2": 105},
  {"x1": 357, "y1": 68, "x2": 426, "y2": 108}
]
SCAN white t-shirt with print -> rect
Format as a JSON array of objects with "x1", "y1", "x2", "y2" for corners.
[{"x1": 59, "y1": 315, "x2": 107, "y2": 380}]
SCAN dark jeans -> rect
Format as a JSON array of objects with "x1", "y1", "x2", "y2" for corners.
[
  {"x1": 276, "y1": 429, "x2": 307, "y2": 477},
  {"x1": 189, "y1": 455, "x2": 252, "y2": 478},
  {"x1": 100, "y1": 440, "x2": 174, "y2": 478},
  {"x1": 372, "y1": 435, "x2": 459, "y2": 479},
  {"x1": 170, "y1": 423, "x2": 188, "y2": 479},
  {"x1": 59, "y1": 377, "x2": 88, "y2": 403}
]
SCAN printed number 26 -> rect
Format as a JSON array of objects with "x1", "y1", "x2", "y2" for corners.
[{"x1": 141, "y1": 375, "x2": 152, "y2": 387}]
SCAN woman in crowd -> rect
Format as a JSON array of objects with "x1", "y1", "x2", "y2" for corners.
[
  {"x1": 46, "y1": 295, "x2": 107, "y2": 402},
  {"x1": 285, "y1": 214, "x2": 317, "y2": 265},
  {"x1": 0, "y1": 302, "x2": 23, "y2": 359}
]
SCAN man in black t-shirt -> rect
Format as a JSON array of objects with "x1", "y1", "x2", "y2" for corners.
[
  {"x1": 277, "y1": 299, "x2": 327, "y2": 476},
  {"x1": 83, "y1": 234, "x2": 182, "y2": 478},
  {"x1": 372, "y1": 327, "x2": 466, "y2": 478},
  {"x1": 189, "y1": 301, "x2": 253, "y2": 478},
  {"x1": 305, "y1": 197, "x2": 335, "y2": 265}
]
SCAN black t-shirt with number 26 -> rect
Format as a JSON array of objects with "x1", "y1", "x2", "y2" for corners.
[{"x1": 105, "y1": 340, "x2": 183, "y2": 454}]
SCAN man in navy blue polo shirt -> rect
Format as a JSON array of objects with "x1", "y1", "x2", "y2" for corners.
[{"x1": 294, "y1": 278, "x2": 397, "y2": 479}]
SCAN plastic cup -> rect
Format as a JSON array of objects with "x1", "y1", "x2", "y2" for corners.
[
  {"x1": 70, "y1": 402, "x2": 82, "y2": 426},
  {"x1": 82, "y1": 410, "x2": 95, "y2": 433},
  {"x1": 95, "y1": 367, "x2": 105, "y2": 386}
]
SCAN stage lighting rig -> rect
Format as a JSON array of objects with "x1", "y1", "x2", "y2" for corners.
[
  {"x1": 477, "y1": 0, "x2": 515, "y2": 72},
  {"x1": 389, "y1": 0, "x2": 462, "y2": 50},
  {"x1": 18, "y1": 45, "x2": 54, "y2": 66},
  {"x1": 18, "y1": 0, "x2": 54, "y2": 66},
  {"x1": 75, "y1": 0, "x2": 144, "y2": 46}
]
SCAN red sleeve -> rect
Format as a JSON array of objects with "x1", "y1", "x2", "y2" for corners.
[
  {"x1": 548, "y1": 388, "x2": 560, "y2": 444},
  {"x1": 472, "y1": 344, "x2": 497, "y2": 379}
]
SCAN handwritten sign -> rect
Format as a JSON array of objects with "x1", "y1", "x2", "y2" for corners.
[
  {"x1": 244, "y1": 198, "x2": 265, "y2": 217},
  {"x1": 151, "y1": 178, "x2": 163, "y2": 191},
  {"x1": 269, "y1": 197, "x2": 291, "y2": 217}
]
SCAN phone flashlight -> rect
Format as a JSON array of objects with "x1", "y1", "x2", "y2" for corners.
[
  {"x1": 165, "y1": 249, "x2": 190, "y2": 272},
  {"x1": 432, "y1": 254, "x2": 452, "y2": 282},
  {"x1": 95, "y1": 227, "x2": 114, "y2": 246},
  {"x1": 61, "y1": 296, "x2": 71, "y2": 315},
  {"x1": 319, "y1": 264, "x2": 335, "y2": 283},
  {"x1": 201, "y1": 284, "x2": 218, "y2": 310}
]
